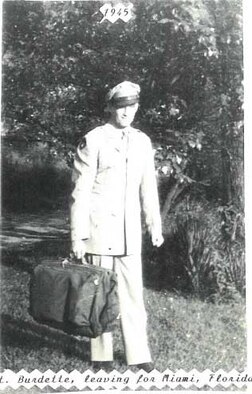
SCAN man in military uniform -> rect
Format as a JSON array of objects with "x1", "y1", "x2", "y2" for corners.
[{"x1": 70, "y1": 81, "x2": 163, "y2": 371}]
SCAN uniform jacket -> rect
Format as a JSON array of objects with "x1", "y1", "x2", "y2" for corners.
[{"x1": 70, "y1": 123, "x2": 162, "y2": 255}]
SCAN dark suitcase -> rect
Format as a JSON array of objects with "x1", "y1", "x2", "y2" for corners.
[{"x1": 29, "y1": 259, "x2": 119, "y2": 338}]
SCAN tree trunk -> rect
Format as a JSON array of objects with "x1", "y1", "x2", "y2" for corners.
[{"x1": 161, "y1": 180, "x2": 186, "y2": 223}]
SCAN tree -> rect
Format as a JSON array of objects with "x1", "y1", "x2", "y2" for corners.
[{"x1": 2, "y1": 0, "x2": 243, "y2": 216}]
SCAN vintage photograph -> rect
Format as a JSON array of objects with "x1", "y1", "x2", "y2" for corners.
[{"x1": 0, "y1": 0, "x2": 246, "y2": 391}]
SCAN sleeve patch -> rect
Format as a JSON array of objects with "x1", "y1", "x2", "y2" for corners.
[{"x1": 79, "y1": 137, "x2": 87, "y2": 150}]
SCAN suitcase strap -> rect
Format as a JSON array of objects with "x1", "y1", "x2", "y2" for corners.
[{"x1": 60, "y1": 256, "x2": 115, "y2": 275}]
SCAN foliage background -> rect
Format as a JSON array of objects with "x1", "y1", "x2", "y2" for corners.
[{"x1": 1, "y1": 0, "x2": 244, "y2": 300}]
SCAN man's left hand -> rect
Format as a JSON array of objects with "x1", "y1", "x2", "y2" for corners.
[{"x1": 151, "y1": 232, "x2": 164, "y2": 247}]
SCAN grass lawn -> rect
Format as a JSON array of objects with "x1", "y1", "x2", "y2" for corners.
[
  {"x1": 0, "y1": 229, "x2": 246, "y2": 392},
  {"x1": 1, "y1": 260, "x2": 246, "y2": 372}
]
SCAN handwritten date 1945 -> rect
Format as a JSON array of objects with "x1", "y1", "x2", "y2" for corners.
[{"x1": 99, "y1": 3, "x2": 133, "y2": 23}]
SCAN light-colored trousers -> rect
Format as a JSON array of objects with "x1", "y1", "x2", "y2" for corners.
[{"x1": 86, "y1": 254, "x2": 152, "y2": 365}]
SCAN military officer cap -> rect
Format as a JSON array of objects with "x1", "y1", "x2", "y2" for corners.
[{"x1": 106, "y1": 81, "x2": 140, "y2": 108}]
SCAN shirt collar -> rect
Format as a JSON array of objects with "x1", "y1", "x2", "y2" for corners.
[{"x1": 105, "y1": 123, "x2": 134, "y2": 137}]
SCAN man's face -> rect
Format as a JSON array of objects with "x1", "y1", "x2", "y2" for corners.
[{"x1": 109, "y1": 103, "x2": 139, "y2": 128}]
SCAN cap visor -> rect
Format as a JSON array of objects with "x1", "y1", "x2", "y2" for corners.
[{"x1": 111, "y1": 95, "x2": 139, "y2": 108}]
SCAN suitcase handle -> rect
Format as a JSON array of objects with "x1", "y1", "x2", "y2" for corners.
[{"x1": 61, "y1": 254, "x2": 87, "y2": 268}]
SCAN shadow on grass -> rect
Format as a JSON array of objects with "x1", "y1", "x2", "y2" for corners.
[
  {"x1": 1, "y1": 227, "x2": 193, "y2": 299},
  {"x1": 1, "y1": 313, "x2": 90, "y2": 361},
  {"x1": 2, "y1": 237, "x2": 189, "y2": 296},
  {"x1": 1, "y1": 239, "x2": 72, "y2": 274},
  {"x1": 142, "y1": 237, "x2": 191, "y2": 294},
  {"x1": 1, "y1": 313, "x2": 127, "y2": 371}
]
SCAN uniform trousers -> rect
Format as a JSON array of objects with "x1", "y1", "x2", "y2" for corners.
[{"x1": 86, "y1": 254, "x2": 152, "y2": 365}]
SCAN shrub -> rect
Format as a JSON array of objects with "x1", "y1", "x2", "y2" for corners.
[
  {"x1": 212, "y1": 204, "x2": 246, "y2": 300},
  {"x1": 151, "y1": 199, "x2": 245, "y2": 301},
  {"x1": 210, "y1": 242, "x2": 245, "y2": 302}
]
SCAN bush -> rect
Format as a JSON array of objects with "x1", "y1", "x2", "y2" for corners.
[
  {"x1": 209, "y1": 242, "x2": 245, "y2": 302},
  {"x1": 148, "y1": 199, "x2": 245, "y2": 301},
  {"x1": 213, "y1": 204, "x2": 245, "y2": 300}
]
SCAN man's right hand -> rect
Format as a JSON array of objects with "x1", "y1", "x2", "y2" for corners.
[{"x1": 71, "y1": 239, "x2": 87, "y2": 261}]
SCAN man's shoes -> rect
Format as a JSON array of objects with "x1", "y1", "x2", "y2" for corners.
[
  {"x1": 92, "y1": 361, "x2": 113, "y2": 372},
  {"x1": 134, "y1": 362, "x2": 155, "y2": 372}
]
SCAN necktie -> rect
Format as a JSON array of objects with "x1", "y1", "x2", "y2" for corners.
[{"x1": 122, "y1": 129, "x2": 130, "y2": 162}]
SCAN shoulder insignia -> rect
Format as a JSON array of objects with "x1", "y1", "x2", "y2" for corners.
[
  {"x1": 79, "y1": 137, "x2": 87, "y2": 150},
  {"x1": 133, "y1": 128, "x2": 143, "y2": 134}
]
